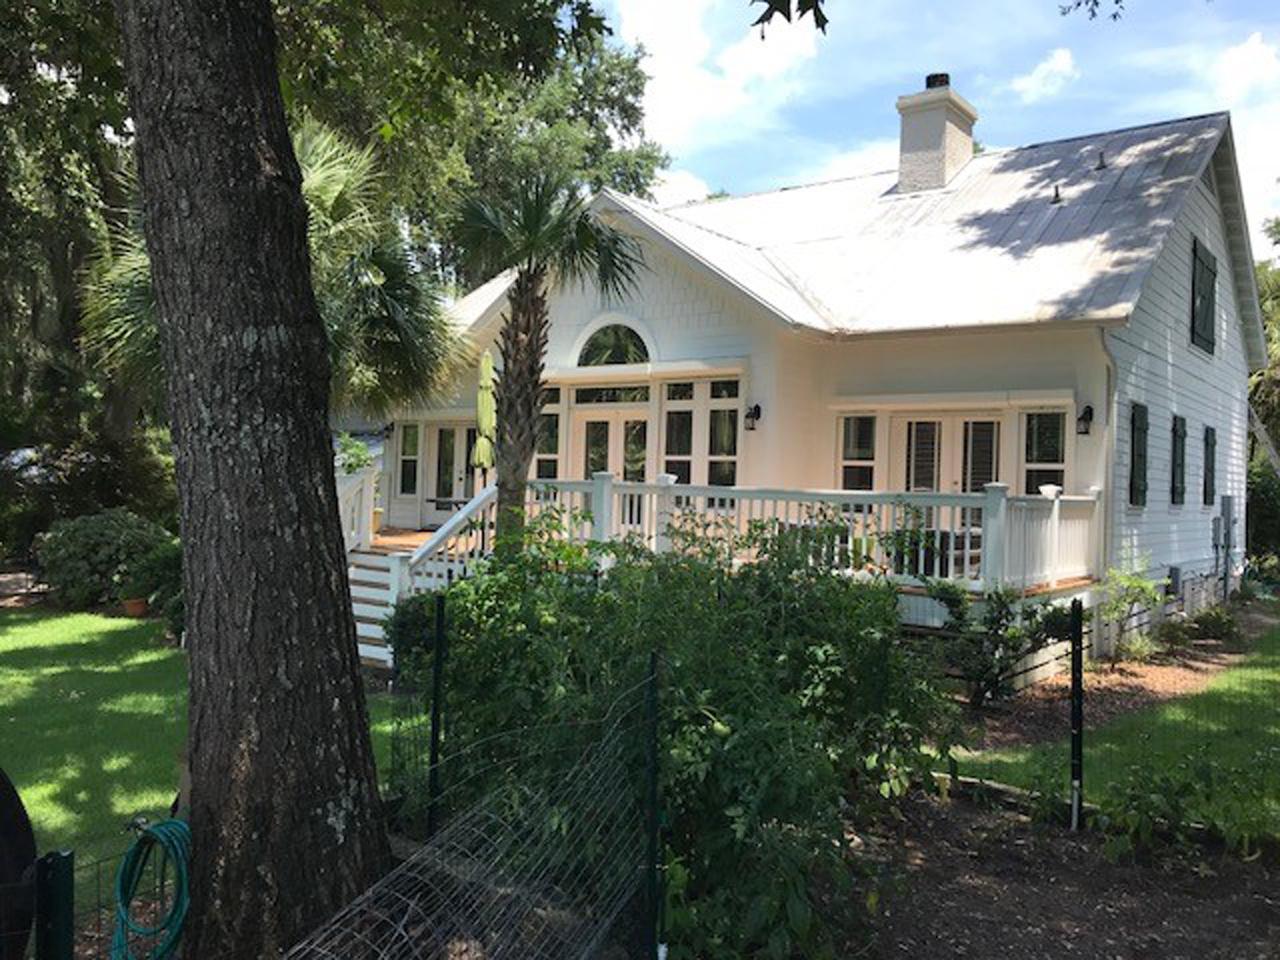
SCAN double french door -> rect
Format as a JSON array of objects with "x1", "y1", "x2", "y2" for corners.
[
  {"x1": 890, "y1": 413, "x2": 1002, "y2": 494},
  {"x1": 421, "y1": 424, "x2": 478, "y2": 527},
  {"x1": 886, "y1": 413, "x2": 1002, "y2": 578},
  {"x1": 571, "y1": 410, "x2": 650, "y2": 482}
]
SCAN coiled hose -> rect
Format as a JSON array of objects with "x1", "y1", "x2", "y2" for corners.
[{"x1": 111, "y1": 819, "x2": 191, "y2": 960}]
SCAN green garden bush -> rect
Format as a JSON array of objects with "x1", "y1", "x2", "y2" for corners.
[
  {"x1": 925, "y1": 580, "x2": 1072, "y2": 705},
  {"x1": 124, "y1": 539, "x2": 184, "y2": 637},
  {"x1": 392, "y1": 511, "x2": 953, "y2": 959},
  {"x1": 384, "y1": 591, "x2": 440, "y2": 684},
  {"x1": 34, "y1": 508, "x2": 171, "y2": 608}
]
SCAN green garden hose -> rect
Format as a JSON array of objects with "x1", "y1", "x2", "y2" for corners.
[{"x1": 111, "y1": 819, "x2": 191, "y2": 960}]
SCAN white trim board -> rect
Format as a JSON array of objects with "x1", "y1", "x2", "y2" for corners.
[{"x1": 829, "y1": 389, "x2": 1076, "y2": 411}]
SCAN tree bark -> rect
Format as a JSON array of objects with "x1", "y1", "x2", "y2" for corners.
[
  {"x1": 495, "y1": 266, "x2": 549, "y2": 551},
  {"x1": 110, "y1": 2, "x2": 388, "y2": 956}
]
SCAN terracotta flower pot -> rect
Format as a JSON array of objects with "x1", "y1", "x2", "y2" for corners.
[{"x1": 122, "y1": 597, "x2": 149, "y2": 618}]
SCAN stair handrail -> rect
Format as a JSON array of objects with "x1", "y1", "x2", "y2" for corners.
[
  {"x1": 408, "y1": 484, "x2": 498, "y2": 571},
  {"x1": 335, "y1": 464, "x2": 379, "y2": 551}
]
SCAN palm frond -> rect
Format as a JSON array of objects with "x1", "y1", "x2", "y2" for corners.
[
  {"x1": 81, "y1": 117, "x2": 457, "y2": 421},
  {"x1": 325, "y1": 229, "x2": 465, "y2": 417},
  {"x1": 80, "y1": 225, "x2": 165, "y2": 406},
  {"x1": 456, "y1": 172, "x2": 644, "y2": 301}
]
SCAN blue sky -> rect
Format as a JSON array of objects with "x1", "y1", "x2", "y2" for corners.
[{"x1": 601, "y1": 0, "x2": 1280, "y2": 254}]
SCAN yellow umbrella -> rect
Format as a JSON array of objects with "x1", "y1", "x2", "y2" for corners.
[{"x1": 473, "y1": 349, "x2": 496, "y2": 471}]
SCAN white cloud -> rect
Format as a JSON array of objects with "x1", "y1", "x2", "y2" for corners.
[
  {"x1": 1134, "y1": 32, "x2": 1280, "y2": 254},
  {"x1": 793, "y1": 138, "x2": 899, "y2": 184},
  {"x1": 650, "y1": 168, "x2": 712, "y2": 207},
  {"x1": 1213, "y1": 31, "x2": 1280, "y2": 104},
  {"x1": 1009, "y1": 48, "x2": 1080, "y2": 104},
  {"x1": 615, "y1": 0, "x2": 819, "y2": 156}
]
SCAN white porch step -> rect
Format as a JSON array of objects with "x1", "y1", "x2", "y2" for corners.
[{"x1": 347, "y1": 549, "x2": 407, "y2": 665}]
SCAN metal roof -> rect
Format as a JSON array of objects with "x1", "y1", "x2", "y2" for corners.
[
  {"x1": 452, "y1": 112, "x2": 1265, "y2": 365},
  {"x1": 604, "y1": 113, "x2": 1241, "y2": 333}
]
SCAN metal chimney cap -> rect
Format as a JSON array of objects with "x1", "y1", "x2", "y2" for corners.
[{"x1": 925, "y1": 72, "x2": 951, "y2": 89}]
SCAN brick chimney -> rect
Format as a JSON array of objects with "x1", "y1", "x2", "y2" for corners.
[{"x1": 896, "y1": 73, "x2": 978, "y2": 192}]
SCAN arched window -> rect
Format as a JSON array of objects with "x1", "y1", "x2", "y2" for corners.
[{"x1": 578, "y1": 324, "x2": 649, "y2": 366}]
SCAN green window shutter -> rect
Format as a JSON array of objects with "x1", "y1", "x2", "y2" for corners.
[
  {"x1": 1190, "y1": 238, "x2": 1217, "y2": 354},
  {"x1": 1171, "y1": 415, "x2": 1186, "y2": 505},
  {"x1": 1130, "y1": 403, "x2": 1148, "y2": 507},
  {"x1": 1204, "y1": 426, "x2": 1217, "y2": 506}
]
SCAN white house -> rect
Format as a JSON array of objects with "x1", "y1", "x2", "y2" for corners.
[{"x1": 342, "y1": 74, "x2": 1265, "y2": 663}]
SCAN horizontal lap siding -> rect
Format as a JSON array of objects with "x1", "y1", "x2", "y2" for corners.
[{"x1": 1107, "y1": 165, "x2": 1249, "y2": 579}]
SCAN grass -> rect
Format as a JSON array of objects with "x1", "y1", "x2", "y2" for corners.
[
  {"x1": 955, "y1": 622, "x2": 1280, "y2": 833},
  {"x1": 0, "y1": 607, "x2": 398, "y2": 891}
]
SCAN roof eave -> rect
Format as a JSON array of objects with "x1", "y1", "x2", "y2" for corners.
[{"x1": 594, "y1": 189, "x2": 821, "y2": 334}]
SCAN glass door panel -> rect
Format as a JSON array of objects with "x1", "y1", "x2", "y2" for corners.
[
  {"x1": 905, "y1": 420, "x2": 942, "y2": 492},
  {"x1": 961, "y1": 420, "x2": 1000, "y2": 492},
  {"x1": 623, "y1": 420, "x2": 647, "y2": 482},
  {"x1": 435, "y1": 427, "x2": 456, "y2": 508},
  {"x1": 583, "y1": 420, "x2": 610, "y2": 477}
]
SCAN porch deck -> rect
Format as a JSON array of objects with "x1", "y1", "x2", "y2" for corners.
[
  {"x1": 369, "y1": 527, "x2": 438, "y2": 553},
  {"x1": 341, "y1": 472, "x2": 1105, "y2": 665}
]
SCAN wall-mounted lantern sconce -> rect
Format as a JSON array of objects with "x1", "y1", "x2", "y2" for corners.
[
  {"x1": 1076, "y1": 404, "x2": 1094, "y2": 436},
  {"x1": 745, "y1": 404, "x2": 762, "y2": 431}
]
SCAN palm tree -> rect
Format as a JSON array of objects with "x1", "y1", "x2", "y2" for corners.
[
  {"x1": 457, "y1": 174, "x2": 642, "y2": 547},
  {"x1": 82, "y1": 118, "x2": 458, "y2": 419}
]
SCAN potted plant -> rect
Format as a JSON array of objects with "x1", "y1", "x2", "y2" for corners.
[
  {"x1": 119, "y1": 541, "x2": 181, "y2": 619},
  {"x1": 120, "y1": 569, "x2": 151, "y2": 618}
]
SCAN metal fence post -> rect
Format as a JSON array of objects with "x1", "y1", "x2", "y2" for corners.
[
  {"x1": 644, "y1": 651, "x2": 661, "y2": 960},
  {"x1": 34, "y1": 850, "x2": 73, "y2": 960},
  {"x1": 426, "y1": 593, "x2": 447, "y2": 838},
  {"x1": 1069, "y1": 598, "x2": 1084, "y2": 831}
]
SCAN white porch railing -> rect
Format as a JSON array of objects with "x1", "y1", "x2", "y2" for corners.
[
  {"x1": 336, "y1": 466, "x2": 379, "y2": 552},
  {"x1": 524, "y1": 473, "x2": 1102, "y2": 593},
  {"x1": 404, "y1": 484, "x2": 499, "y2": 594},
  {"x1": 388, "y1": 474, "x2": 1101, "y2": 603}
]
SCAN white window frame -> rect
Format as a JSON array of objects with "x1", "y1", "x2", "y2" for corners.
[
  {"x1": 396, "y1": 422, "x2": 421, "y2": 498},
  {"x1": 838, "y1": 414, "x2": 877, "y2": 491},
  {"x1": 532, "y1": 388, "x2": 566, "y2": 481},
  {"x1": 657, "y1": 378, "x2": 742, "y2": 486},
  {"x1": 1019, "y1": 409, "x2": 1070, "y2": 494}
]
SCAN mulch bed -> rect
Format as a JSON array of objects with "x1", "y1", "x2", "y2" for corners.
[
  {"x1": 856, "y1": 792, "x2": 1280, "y2": 959},
  {"x1": 968, "y1": 603, "x2": 1279, "y2": 752}
]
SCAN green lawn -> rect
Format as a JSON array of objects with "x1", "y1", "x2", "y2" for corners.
[
  {"x1": 0, "y1": 607, "x2": 397, "y2": 878},
  {"x1": 954, "y1": 621, "x2": 1280, "y2": 833}
]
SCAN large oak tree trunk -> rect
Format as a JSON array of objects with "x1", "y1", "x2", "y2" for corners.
[
  {"x1": 110, "y1": 2, "x2": 388, "y2": 955},
  {"x1": 494, "y1": 267, "x2": 549, "y2": 551}
]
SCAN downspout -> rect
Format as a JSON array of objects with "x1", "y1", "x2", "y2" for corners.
[{"x1": 1098, "y1": 324, "x2": 1119, "y2": 583}]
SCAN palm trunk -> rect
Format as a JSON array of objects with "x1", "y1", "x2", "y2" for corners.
[
  {"x1": 494, "y1": 266, "x2": 549, "y2": 552},
  {"x1": 111, "y1": 1, "x2": 388, "y2": 956}
]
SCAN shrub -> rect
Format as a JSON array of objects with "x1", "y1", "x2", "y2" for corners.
[
  {"x1": 123, "y1": 539, "x2": 182, "y2": 601},
  {"x1": 336, "y1": 432, "x2": 374, "y2": 475},
  {"x1": 393, "y1": 511, "x2": 952, "y2": 958},
  {"x1": 925, "y1": 581, "x2": 1072, "y2": 705},
  {"x1": 384, "y1": 592, "x2": 441, "y2": 685},
  {"x1": 123, "y1": 539, "x2": 184, "y2": 638},
  {"x1": 1092, "y1": 749, "x2": 1277, "y2": 860},
  {"x1": 1114, "y1": 631, "x2": 1161, "y2": 663},
  {"x1": 1096, "y1": 564, "x2": 1166, "y2": 645},
  {"x1": 1189, "y1": 604, "x2": 1239, "y2": 643},
  {"x1": 1150, "y1": 614, "x2": 1192, "y2": 649},
  {"x1": 34, "y1": 508, "x2": 171, "y2": 608},
  {"x1": 0, "y1": 427, "x2": 177, "y2": 561}
]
